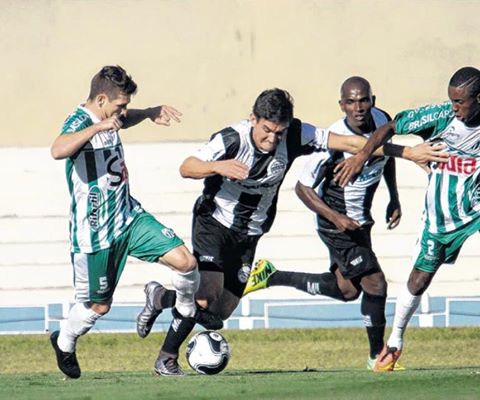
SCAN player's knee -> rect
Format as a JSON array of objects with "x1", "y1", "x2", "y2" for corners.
[
  {"x1": 361, "y1": 272, "x2": 387, "y2": 297},
  {"x1": 89, "y1": 302, "x2": 110, "y2": 315},
  {"x1": 341, "y1": 288, "x2": 361, "y2": 301},
  {"x1": 174, "y1": 252, "x2": 198, "y2": 274},
  {"x1": 407, "y1": 270, "x2": 432, "y2": 295}
]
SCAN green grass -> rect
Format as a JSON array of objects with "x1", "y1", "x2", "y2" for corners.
[{"x1": 1, "y1": 327, "x2": 479, "y2": 399}]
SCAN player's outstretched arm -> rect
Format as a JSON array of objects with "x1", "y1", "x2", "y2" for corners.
[
  {"x1": 180, "y1": 156, "x2": 249, "y2": 180},
  {"x1": 122, "y1": 105, "x2": 182, "y2": 129},
  {"x1": 331, "y1": 122, "x2": 395, "y2": 187},
  {"x1": 51, "y1": 116, "x2": 123, "y2": 160},
  {"x1": 332, "y1": 126, "x2": 449, "y2": 187},
  {"x1": 295, "y1": 181, "x2": 360, "y2": 232}
]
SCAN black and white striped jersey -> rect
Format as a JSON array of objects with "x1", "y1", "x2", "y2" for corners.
[
  {"x1": 192, "y1": 118, "x2": 328, "y2": 235},
  {"x1": 298, "y1": 108, "x2": 391, "y2": 230}
]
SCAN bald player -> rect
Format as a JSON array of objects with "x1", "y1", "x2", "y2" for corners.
[{"x1": 243, "y1": 77, "x2": 401, "y2": 370}]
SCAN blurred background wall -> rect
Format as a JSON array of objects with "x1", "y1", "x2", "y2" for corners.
[{"x1": 2, "y1": 0, "x2": 480, "y2": 146}]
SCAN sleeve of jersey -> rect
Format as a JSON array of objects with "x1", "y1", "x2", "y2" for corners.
[
  {"x1": 297, "y1": 151, "x2": 329, "y2": 189},
  {"x1": 192, "y1": 130, "x2": 239, "y2": 162},
  {"x1": 394, "y1": 101, "x2": 454, "y2": 138},
  {"x1": 300, "y1": 123, "x2": 329, "y2": 150},
  {"x1": 61, "y1": 115, "x2": 92, "y2": 135}
]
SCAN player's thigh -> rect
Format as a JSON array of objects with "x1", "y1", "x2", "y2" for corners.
[
  {"x1": 127, "y1": 212, "x2": 188, "y2": 268},
  {"x1": 359, "y1": 270, "x2": 387, "y2": 296},
  {"x1": 196, "y1": 270, "x2": 224, "y2": 305},
  {"x1": 411, "y1": 227, "x2": 467, "y2": 273},
  {"x1": 333, "y1": 268, "x2": 361, "y2": 300},
  {"x1": 159, "y1": 244, "x2": 197, "y2": 273},
  {"x1": 192, "y1": 216, "x2": 233, "y2": 305},
  {"x1": 71, "y1": 245, "x2": 128, "y2": 304},
  {"x1": 318, "y1": 227, "x2": 381, "y2": 281},
  {"x1": 222, "y1": 235, "x2": 260, "y2": 299}
]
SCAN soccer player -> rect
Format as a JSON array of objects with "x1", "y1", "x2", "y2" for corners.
[
  {"x1": 243, "y1": 77, "x2": 403, "y2": 370},
  {"x1": 136, "y1": 88, "x2": 447, "y2": 376},
  {"x1": 49, "y1": 65, "x2": 200, "y2": 379},
  {"x1": 334, "y1": 66, "x2": 480, "y2": 371}
]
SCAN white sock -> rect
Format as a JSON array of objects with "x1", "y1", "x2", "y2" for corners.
[
  {"x1": 171, "y1": 268, "x2": 200, "y2": 318},
  {"x1": 57, "y1": 303, "x2": 102, "y2": 353},
  {"x1": 387, "y1": 284, "x2": 421, "y2": 350}
]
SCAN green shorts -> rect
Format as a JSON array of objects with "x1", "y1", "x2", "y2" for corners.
[
  {"x1": 71, "y1": 211, "x2": 184, "y2": 303},
  {"x1": 412, "y1": 217, "x2": 480, "y2": 274}
]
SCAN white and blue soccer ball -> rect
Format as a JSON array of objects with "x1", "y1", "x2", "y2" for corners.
[{"x1": 186, "y1": 330, "x2": 231, "y2": 375}]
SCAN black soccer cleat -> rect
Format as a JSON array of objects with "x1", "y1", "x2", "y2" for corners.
[
  {"x1": 194, "y1": 309, "x2": 224, "y2": 330},
  {"x1": 137, "y1": 281, "x2": 165, "y2": 338},
  {"x1": 50, "y1": 330, "x2": 81, "y2": 379},
  {"x1": 154, "y1": 356, "x2": 185, "y2": 377}
]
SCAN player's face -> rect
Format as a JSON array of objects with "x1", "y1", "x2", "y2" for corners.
[
  {"x1": 339, "y1": 86, "x2": 374, "y2": 133},
  {"x1": 99, "y1": 93, "x2": 131, "y2": 120},
  {"x1": 251, "y1": 115, "x2": 289, "y2": 152},
  {"x1": 448, "y1": 85, "x2": 480, "y2": 127}
]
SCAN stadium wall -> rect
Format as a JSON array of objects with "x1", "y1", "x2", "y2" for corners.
[
  {"x1": 1, "y1": 141, "x2": 479, "y2": 309},
  {"x1": 1, "y1": 0, "x2": 480, "y2": 146}
]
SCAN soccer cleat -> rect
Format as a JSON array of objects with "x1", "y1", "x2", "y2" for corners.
[
  {"x1": 137, "y1": 281, "x2": 165, "y2": 338},
  {"x1": 50, "y1": 330, "x2": 81, "y2": 379},
  {"x1": 194, "y1": 308, "x2": 223, "y2": 330},
  {"x1": 367, "y1": 356, "x2": 405, "y2": 371},
  {"x1": 242, "y1": 259, "x2": 277, "y2": 296},
  {"x1": 372, "y1": 345, "x2": 403, "y2": 372},
  {"x1": 154, "y1": 356, "x2": 185, "y2": 377}
]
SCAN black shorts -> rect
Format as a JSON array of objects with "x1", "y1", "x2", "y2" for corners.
[
  {"x1": 316, "y1": 224, "x2": 381, "y2": 280},
  {"x1": 192, "y1": 215, "x2": 261, "y2": 297}
]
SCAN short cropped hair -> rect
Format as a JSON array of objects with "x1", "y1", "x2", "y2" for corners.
[
  {"x1": 252, "y1": 88, "x2": 294, "y2": 124},
  {"x1": 449, "y1": 67, "x2": 480, "y2": 97},
  {"x1": 88, "y1": 65, "x2": 137, "y2": 101},
  {"x1": 340, "y1": 76, "x2": 371, "y2": 97}
]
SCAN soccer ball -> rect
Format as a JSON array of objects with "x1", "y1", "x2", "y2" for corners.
[{"x1": 186, "y1": 330, "x2": 231, "y2": 375}]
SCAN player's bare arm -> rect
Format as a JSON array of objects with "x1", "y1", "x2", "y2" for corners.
[
  {"x1": 50, "y1": 116, "x2": 123, "y2": 160},
  {"x1": 295, "y1": 181, "x2": 360, "y2": 232},
  {"x1": 382, "y1": 157, "x2": 402, "y2": 230},
  {"x1": 332, "y1": 126, "x2": 449, "y2": 187},
  {"x1": 122, "y1": 105, "x2": 182, "y2": 129},
  {"x1": 330, "y1": 122, "x2": 395, "y2": 186},
  {"x1": 180, "y1": 156, "x2": 250, "y2": 180},
  {"x1": 327, "y1": 130, "x2": 423, "y2": 159}
]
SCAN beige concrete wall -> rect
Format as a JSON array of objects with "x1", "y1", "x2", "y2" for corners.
[{"x1": 2, "y1": 0, "x2": 480, "y2": 146}]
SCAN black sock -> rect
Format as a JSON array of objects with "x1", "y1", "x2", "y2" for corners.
[
  {"x1": 361, "y1": 292, "x2": 386, "y2": 359},
  {"x1": 154, "y1": 289, "x2": 176, "y2": 310},
  {"x1": 269, "y1": 271, "x2": 346, "y2": 301},
  {"x1": 160, "y1": 308, "x2": 195, "y2": 357}
]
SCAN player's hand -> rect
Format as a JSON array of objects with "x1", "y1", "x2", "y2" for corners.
[
  {"x1": 331, "y1": 213, "x2": 361, "y2": 232},
  {"x1": 386, "y1": 199, "x2": 402, "y2": 230},
  {"x1": 333, "y1": 153, "x2": 368, "y2": 188},
  {"x1": 405, "y1": 142, "x2": 449, "y2": 164},
  {"x1": 214, "y1": 159, "x2": 250, "y2": 180},
  {"x1": 96, "y1": 115, "x2": 123, "y2": 131},
  {"x1": 148, "y1": 105, "x2": 182, "y2": 126}
]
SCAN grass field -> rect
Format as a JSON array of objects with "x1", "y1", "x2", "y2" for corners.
[{"x1": 1, "y1": 327, "x2": 479, "y2": 399}]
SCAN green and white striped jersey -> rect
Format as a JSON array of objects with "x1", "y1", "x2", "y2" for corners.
[
  {"x1": 395, "y1": 101, "x2": 480, "y2": 234},
  {"x1": 61, "y1": 105, "x2": 143, "y2": 253}
]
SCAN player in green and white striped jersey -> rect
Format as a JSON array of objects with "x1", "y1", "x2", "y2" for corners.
[
  {"x1": 49, "y1": 66, "x2": 200, "y2": 379},
  {"x1": 335, "y1": 66, "x2": 480, "y2": 371}
]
